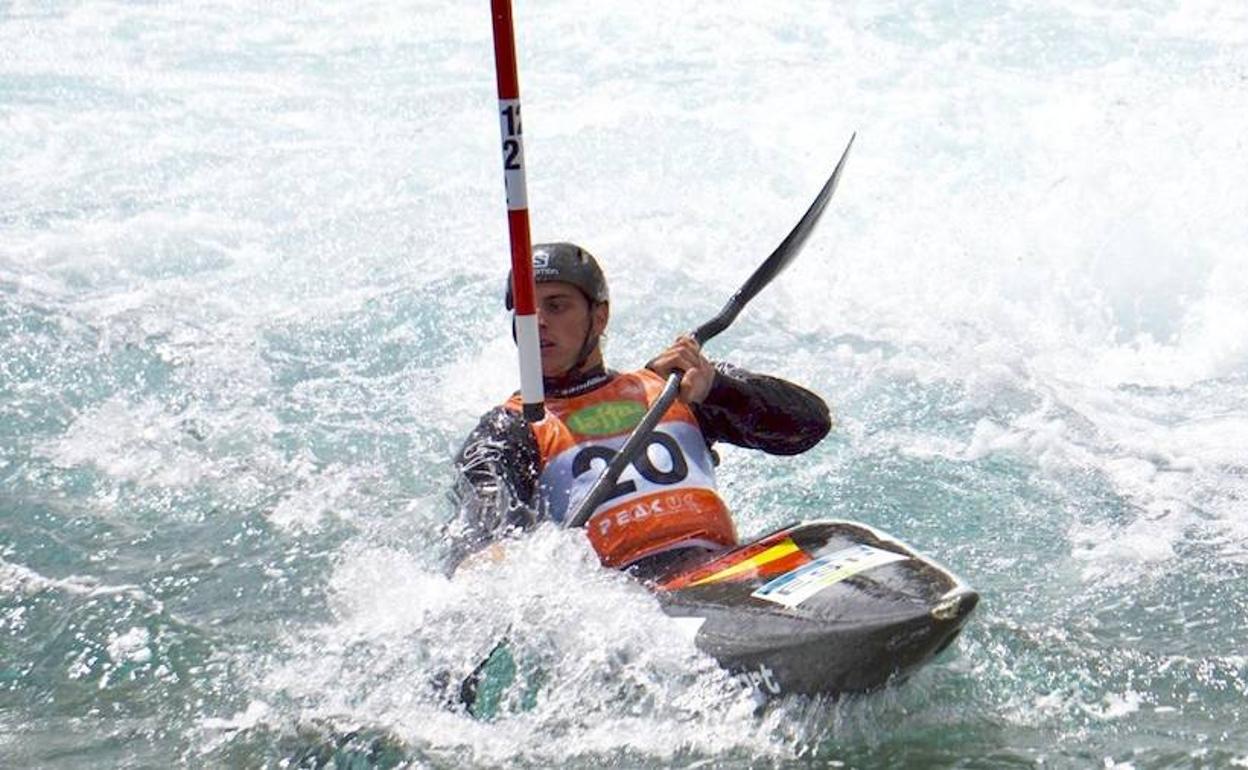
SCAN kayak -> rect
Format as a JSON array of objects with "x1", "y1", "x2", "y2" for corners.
[
  {"x1": 459, "y1": 519, "x2": 978, "y2": 715},
  {"x1": 647, "y1": 519, "x2": 978, "y2": 697}
]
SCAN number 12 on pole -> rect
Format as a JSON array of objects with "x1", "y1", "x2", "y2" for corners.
[{"x1": 499, "y1": 101, "x2": 526, "y2": 206}]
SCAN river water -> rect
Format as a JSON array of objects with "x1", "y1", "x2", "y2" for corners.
[{"x1": 3, "y1": 1, "x2": 1247, "y2": 767}]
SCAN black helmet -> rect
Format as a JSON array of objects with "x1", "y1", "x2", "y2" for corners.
[{"x1": 504, "y1": 242, "x2": 609, "y2": 310}]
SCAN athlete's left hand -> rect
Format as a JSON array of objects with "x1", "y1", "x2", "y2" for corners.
[{"x1": 648, "y1": 335, "x2": 715, "y2": 404}]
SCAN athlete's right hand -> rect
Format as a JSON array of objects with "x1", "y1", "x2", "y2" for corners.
[{"x1": 648, "y1": 335, "x2": 715, "y2": 404}]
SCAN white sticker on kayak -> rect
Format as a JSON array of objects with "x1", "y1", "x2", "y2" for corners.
[{"x1": 751, "y1": 544, "x2": 907, "y2": 609}]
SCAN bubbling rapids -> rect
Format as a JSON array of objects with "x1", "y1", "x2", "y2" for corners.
[{"x1": 2, "y1": 1, "x2": 1246, "y2": 767}]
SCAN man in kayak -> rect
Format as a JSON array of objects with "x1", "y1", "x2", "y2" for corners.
[{"x1": 445, "y1": 242, "x2": 831, "y2": 575}]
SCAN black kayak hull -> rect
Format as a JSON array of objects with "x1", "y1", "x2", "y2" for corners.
[{"x1": 649, "y1": 519, "x2": 979, "y2": 697}]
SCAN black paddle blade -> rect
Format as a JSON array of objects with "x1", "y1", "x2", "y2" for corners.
[
  {"x1": 566, "y1": 133, "x2": 856, "y2": 530},
  {"x1": 693, "y1": 132, "x2": 856, "y2": 346}
]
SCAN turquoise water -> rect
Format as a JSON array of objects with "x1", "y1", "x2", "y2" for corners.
[{"x1": 3, "y1": 1, "x2": 1247, "y2": 766}]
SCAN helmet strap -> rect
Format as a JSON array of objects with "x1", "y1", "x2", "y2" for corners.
[{"x1": 569, "y1": 305, "x2": 602, "y2": 374}]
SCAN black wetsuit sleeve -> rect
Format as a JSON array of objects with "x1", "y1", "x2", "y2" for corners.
[
  {"x1": 443, "y1": 406, "x2": 542, "y2": 572},
  {"x1": 688, "y1": 362, "x2": 832, "y2": 455}
]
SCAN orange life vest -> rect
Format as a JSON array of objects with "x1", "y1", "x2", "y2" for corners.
[{"x1": 504, "y1": 369, "x2": 737, "y2": 568}]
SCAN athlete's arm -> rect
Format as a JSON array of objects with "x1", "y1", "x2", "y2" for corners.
[
  {"x1": 443, "y1": 406, "x2": 541, "y2": 573},
  {"x1": 690, "y1": 362, "x2": 832, "y2": 455}
]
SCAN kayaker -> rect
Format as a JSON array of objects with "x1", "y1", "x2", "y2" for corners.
[{"x1": 444, "y1": 242, "x2": 831, "y2": 574}]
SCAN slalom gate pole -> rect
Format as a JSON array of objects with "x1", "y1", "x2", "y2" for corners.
[{"x1": 490, "y1": 0, "x2": 544, "y2": 421}]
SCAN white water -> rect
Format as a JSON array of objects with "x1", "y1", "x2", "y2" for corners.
[{"x1": 3, "y1": 1, "x2": 1247, "y2": 766}]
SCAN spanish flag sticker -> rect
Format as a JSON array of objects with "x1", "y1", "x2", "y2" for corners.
[{"x1": 664, "y1": 538, "x2": 810, "y2": 589}]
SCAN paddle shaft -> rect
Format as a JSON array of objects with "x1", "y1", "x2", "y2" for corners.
[{"x1": 566, "y1": 134, "x2": 856, "y2": 529}]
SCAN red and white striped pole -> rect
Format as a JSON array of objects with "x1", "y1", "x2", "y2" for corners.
[{"x1": 490, "y1": 0, "x2": 544, "y2": 422}]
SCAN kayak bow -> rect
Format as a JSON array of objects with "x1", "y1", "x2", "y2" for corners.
[{"x1": 651, "y1": 519, "x2": 979, "y2": 696}]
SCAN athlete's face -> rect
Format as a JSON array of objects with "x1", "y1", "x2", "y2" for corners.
[{"x1": 535, "y1": 281, "x2": 608, "y2": 377}]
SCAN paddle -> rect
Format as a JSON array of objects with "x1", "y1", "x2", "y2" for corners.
[{"x1": 566, "y1": 133, "x2": 856, "y2": 530}]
